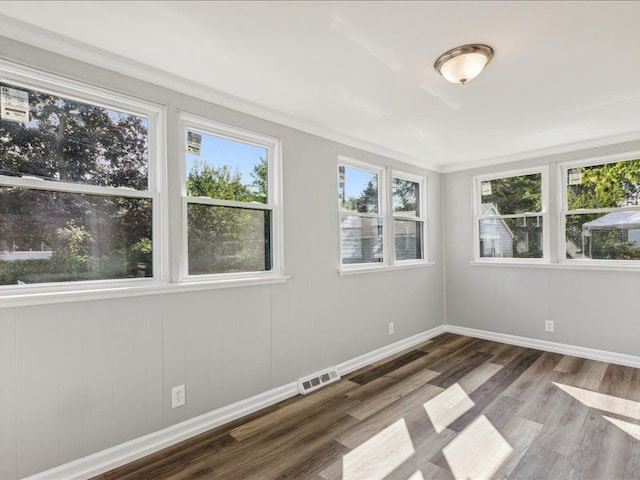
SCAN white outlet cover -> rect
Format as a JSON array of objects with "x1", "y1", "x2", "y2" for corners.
[{"x1": 172, "y1": 384, "x2": 186, "y2": 408}]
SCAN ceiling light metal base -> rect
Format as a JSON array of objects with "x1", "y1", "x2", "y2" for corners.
[{"x1": 434, "y1": 44, "x2": 494, "y2": 84}]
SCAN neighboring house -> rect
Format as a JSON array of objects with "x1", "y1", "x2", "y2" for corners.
[
  {"x1": 341, "y1": 215, "x2": 382, "y2": 264},
  {"x1": 479, "y1": 203, "x2": 514, "y2": 258}
]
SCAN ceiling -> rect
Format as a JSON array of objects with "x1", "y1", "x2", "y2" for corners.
[{"x1": 0, "y1": 1, "x2": 639, "y2": 172}]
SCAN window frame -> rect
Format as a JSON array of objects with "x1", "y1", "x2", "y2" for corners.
[
  {"x1": 178, "y1": 111, "x2": 284, "y2": 283},
  {"x1": 0, "y1": 59, "x2": 167, "y2": 294},
  {"x1": 337, "y1": 156, "x2": 387, "y2": 270},
  {"x1": 473, "y1": 166, "x2": 549, "y2": 264},
  {"x1": 337, "y1": 155, "x2": 431, "y2": 274},
  {"x1": 559, "y1": 151, "x2": 640, "y2": 268},
  {"x1": 391, "y1": 170, "x2": 428, "y2": 265}
]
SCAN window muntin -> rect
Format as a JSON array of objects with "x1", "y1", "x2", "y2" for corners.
[
  {"x1": 476, "y1": 170, "x2": 545, "y2": 260},
  {"x1": 181, "y1": 115, "x2": 281, "y2": 278},
  {"x1": 392, "y1": 175, "x2": 426, "y2": 261},
  {"x1": 564, "y1": 158, "x2": 640, "y2": 261},
  {"x1": 338, "y1": 161, "x2": 385, "y2": 265},
  {"x1": 0, "y1": 80, "x2": 158, "y2": 288}
]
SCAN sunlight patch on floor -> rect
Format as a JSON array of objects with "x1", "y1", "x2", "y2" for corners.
[
  {"x1": 342, "y1": 418, "x2": 415, "y2": 480},
  {"x1": 405, "y1": 471, "x2": 424, "y2": 480},
  {"x1": 424, "y1": 383, "x2": 475, "y2": 433},
  {"x1": 554, "y1": 382, "x2": 640, "y2": 420},
  {"x1": 603, "y1": 416, "x2": 640, "y2": 441},
  {"x1": 442, "y1": 415, "x2": 513, "y2": 480}
]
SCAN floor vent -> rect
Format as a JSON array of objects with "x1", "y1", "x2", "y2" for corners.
[{"x1": 297, "y1": 368, "x2": 340, "y2": 395}]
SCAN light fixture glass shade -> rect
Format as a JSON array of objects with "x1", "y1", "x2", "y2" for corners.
[{"x1": 434, "y1": 44, "x2": 494, "y2": 85}]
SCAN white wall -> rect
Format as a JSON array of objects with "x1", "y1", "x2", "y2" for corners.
[
  {"x1": 0, "y1": 37, "x2": 444, "y2": 479},
  {"x1": 444, "y1": 140, "x2": 640, "y2": 358}
]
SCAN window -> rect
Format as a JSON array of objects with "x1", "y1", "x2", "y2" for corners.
[
  {"x1": 338, "y1": 161, "x2": 385, "y2": 265},
  {"x1": 562, "y1": 156, "x2": 640, "y2": 262},
  {"x1": 474, "y1": 168, "x2": 547, "y2": 261},
  {"x1": 0, "y1": 77, "x2": 161, "y2": 288},
  {"x1": 392, "y1": 173, "x2": 427, "y2": 262},
  {"x1": 180, "y1": 113, "x2": 282, "y2": 279},
  {"x1": 338, "y1": 156, "x2": 429, "y2": 270}
]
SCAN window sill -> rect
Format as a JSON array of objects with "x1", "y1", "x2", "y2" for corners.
[
  {"x1": 339, "y1": 261, "x2": 435, "y2": 276},
  {"x1": 0, "y1": 275, "x2": 290, "y2": 308},
  {"x1": 470, "y1": 260, "x2": 640, "y2": 272}
]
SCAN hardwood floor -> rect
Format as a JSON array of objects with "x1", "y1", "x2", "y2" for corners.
[{"x1": 94, "y1": 334, "x2": 640, "y2": 479}]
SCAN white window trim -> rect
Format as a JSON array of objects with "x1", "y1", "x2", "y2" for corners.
[
  {"x1": 338, "y1": 156, "x2": 431, "y2": 274},
  {"x1": 0, "y1": 59, "x2": 168, "y2": 297},
  {"x1": 391, "y1": 170, "x2": 429, "y2": 265},
  {"x1": 178, "y1": 111, "x2": 285, "y2": 283},
  {"x1": 337, "y1": 156, "x2": 387, "y2": 271},
  {"x1": 558, "y1": 150, "x2": 640, "y2": 268},
  {"x1": 473, "y1": 166, "x2": 549, "y2": 264}
]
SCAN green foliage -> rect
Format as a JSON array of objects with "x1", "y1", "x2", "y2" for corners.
[
  {"x1": 251, "y1": 156, "x2": 268, "y2": 203},
  {"x1": 482, "y1": 173, "x2": 541, "y2": 215},
  {"x1": 128, "y1": 237, "x2": 152, "y2": 276},
  {"x1": 567, "y1": 159, "x2": 640, "y2": 210},
  {"x1": 186, "y1": 162, "x2": 269, "y2": 274},
  {"x1": 344, "y1": 179, "x2": 378, "y2": 213},
  {"x1": 393, "y1": 179, "x2": 417, "y2": 213},
  {"x1": 0, "y1": 259, "x2": 51, "y2": 285},
  {"x1": 50, "y1": 220, "x2": 92, "y2": 277},
  {"x1": 0, "y1": 84, "x2": 153, "y2": 285}
]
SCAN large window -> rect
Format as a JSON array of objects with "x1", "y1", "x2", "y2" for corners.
[
  {"x1": 562, "y1": 157, "x2": 640, "y2": 262},
  {"x1": 180, "y1": 113, "x2": 282, "y2": 279},
  {"x1": 0, "y1": 78, "x2": 160, "y2": 287},
  {"x1": 338, "y1": 156, "x2": 428, "y2": 270},
  {"x1": 475, "y1": 168, "x2": 547, "y2": 261}
]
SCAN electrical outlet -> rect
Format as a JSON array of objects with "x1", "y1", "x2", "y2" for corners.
[
  {"x1": 388, "y1": 322, "x2": 394, "y2": 335},
  {"x1": 545, "y1": 320, "x2": 554, "y2": 333},
  {"x1": 172, "y1": 384, "x2": 186, "y2": 408}
]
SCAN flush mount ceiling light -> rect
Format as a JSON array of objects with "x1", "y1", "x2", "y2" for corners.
[{"x1": 434, "y1": 44, "x2": 494, "y2": 85}]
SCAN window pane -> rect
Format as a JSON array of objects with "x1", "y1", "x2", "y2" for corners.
[
  {"x1": 479, "y1": 216, "x2": 543, "y2": 258},
  {"x1": 394, "y1": 220, "x2": 423, "y2": 261},
  {"x1": 187, "y1": 204, "x2": 270, "y2": 274},
  {"x1": 566, "y1": 212, "x2": 640, "y2": 260},
  {"x1": 393, "y1": 178, "x2": 419, "y2": 216},
  {"x1": 567, "y1": 159, "x2": 640, "y2": 210},
  {"x1": 0, "y1": 83, "x2": 148, "y2": 189},
  {"x1": 480, "y1": 173, "x2": 541, "y2": 216},
  {"x1": 338, "y1": 165, "x2": 379, "y2": 214},
  {"x1": 0, "y1": 187, "x2": 152, "y2": 285},
  {"x1": 185, "y1": 130, "x2": 268, "y2": 203},
  {"x1": 340, "y1": 215, "x2": 383, "y2": 264}
]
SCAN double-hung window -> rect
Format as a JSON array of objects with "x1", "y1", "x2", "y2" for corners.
[
  {"x1": 0, "y1": 74, "x2": 161, "y2": 288},
  {"x1": 338, "y1": 160, "x2": 385, "y2": 265},
  {"x1": 562, "y1": 155, "x2": 640, "y2": 263},
  {"x1": 392, "y1": 173, "x2": 427, "y2": 262},
  {"x1": 338, "y1": 156, "x2": 429, "y2": 270},
  {"x1": 180, "y1": 113, "x2": 282, "y2": 280},
  {"x1": 474, "y1": 168, "x2": 547, "y2": 261}
]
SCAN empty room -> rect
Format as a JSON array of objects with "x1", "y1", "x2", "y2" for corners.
[{"x1": 1, "y1": 1, "x2": 639, "y2": 479}]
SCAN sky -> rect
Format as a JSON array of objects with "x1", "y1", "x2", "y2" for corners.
[{"x1": 185, "y1": 130, "x2": 266, "y2": 191}]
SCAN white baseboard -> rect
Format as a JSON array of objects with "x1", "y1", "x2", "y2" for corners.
[
  {"x1": 445, "y1": 325, "x2": 640, "y2": 369},
  {"x1": 25, "y1": 324, "x2": 445, "y2": 480},
  {"x1": 24, "y1": 382, "x2": 298, "y2": 480},
  {"x1": 337, "y1": 324, "x2": 446, "y2": 376}
]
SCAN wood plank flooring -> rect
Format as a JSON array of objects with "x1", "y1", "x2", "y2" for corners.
[{"x1": 94, "y1": 334, "x2": 640, "y2": 480}]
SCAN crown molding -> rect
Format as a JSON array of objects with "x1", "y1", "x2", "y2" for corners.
[
  {"x1": 0, "y1": 14, "x2": 441, "y2": 173},
  {"x1": 441, "y1": 129, "x2": 640, "y2": 173}
]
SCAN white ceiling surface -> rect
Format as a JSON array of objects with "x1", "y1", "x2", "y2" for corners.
[{"x1": 0, "y1": 1, "x2": 639, "y2": 171}]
